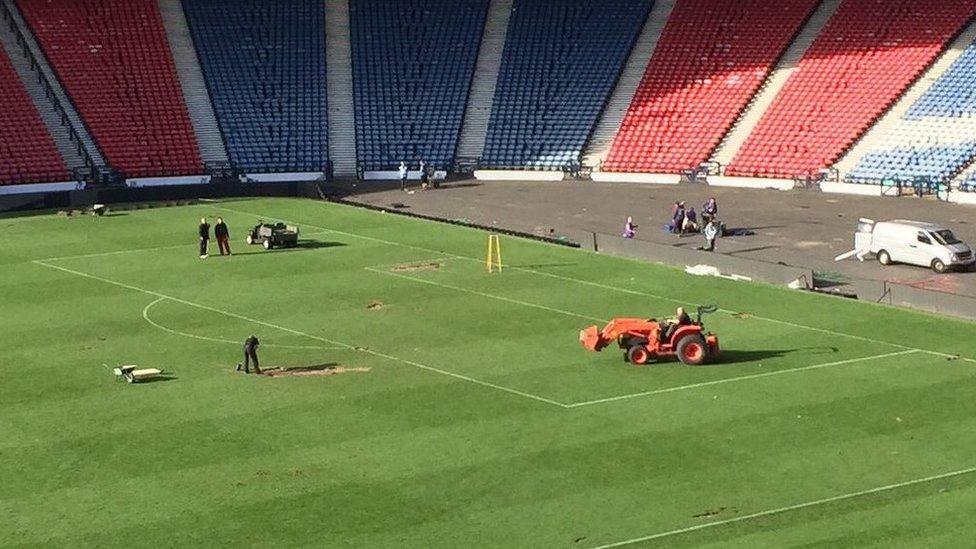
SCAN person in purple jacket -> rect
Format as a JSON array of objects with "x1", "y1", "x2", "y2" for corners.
[
  {"x1": 702, "y1": 197, "x2": 718, "y2": 224},
  {"x1": 622, "y1": 216, "x2": 637, "y2": 238}
]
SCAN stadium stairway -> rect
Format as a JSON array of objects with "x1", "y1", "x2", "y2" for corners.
[
  {"x1": 157, "y1": 0, "x2": 228, "y2": 166},
  {"x1": 583, "y1": 0, "x2": 674, "y2": 170},
  {"x1": 325, "y1": 0, "x2": 357, "y2": 178},
  {"x1": 710, "y1": 0, "x2": 842, "y2": 169},
  {"x1": 456, "y1": 0, "x2": 513, "y2": 164},
  {"x1": 834, "y1": 16, "x2": 976, "y2": 180},
  {"x1": 0, "y1": 11, "x2": 85, "y2": 173},
  {"x1": 2, "y1": 0, "x2": 103, "y2": 168}
]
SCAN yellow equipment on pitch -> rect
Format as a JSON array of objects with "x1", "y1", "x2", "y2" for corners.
[{"x1": 486, "y1": 234, "x2": 502, "y2": 273}]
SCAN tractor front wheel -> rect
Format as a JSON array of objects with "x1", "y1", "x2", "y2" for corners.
[
  {"x1": 626, "y1": 346, "x2": 651, "y2": 366},
  {"x1": 677, "y1": 335, "x2": 709, "y2": 366}
]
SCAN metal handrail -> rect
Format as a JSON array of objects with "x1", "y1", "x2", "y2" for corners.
[{"x1": 0, "y1": 1, "x2": 100, "y2": 179}]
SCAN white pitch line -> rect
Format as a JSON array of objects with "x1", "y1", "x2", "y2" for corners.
[
  {"x1": 211, "y1": 204, "x2": 976, "y2": 365},
  {"x1": 365, "y1": 267, "x2": 606, "y2": 323},
  {"x1": 565, "y1": 350, "x2": 918, "y2": 408},
  {"x1": 37, "y1": 244, "x2": 188, "y2": 263},
  {"x1": 142, "y1": 297, "x2": 345, "y2": 351},
  {"x1": 589, "y1": 464, "x2": 976, "y2": 548},
  {"x1": 34, "y1": 259, "x2": 566, "y2": 408}
]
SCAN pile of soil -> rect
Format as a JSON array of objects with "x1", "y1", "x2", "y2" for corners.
[
  {"x1": 261, "y1": 366, "x2": 371, "y2": 378},
  {"x1": 392, "y1": 262, "x2": 441, "y2": 272},
  {"x1": 366, "y1": 300, "x2": 385, "y2": 311}
]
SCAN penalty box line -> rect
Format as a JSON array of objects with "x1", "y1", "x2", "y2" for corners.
[
  {"x1": 566, "y1": 350, "x2": 918, "y2": 408},
  {"x1": 361, "y1": 265, "x2": 923, "y2": 407},
  {"x1": 210, "y1": 204, "x2": 976, "y2": 367},
  {"x1": 589, "y1": 464, "x2": 976, "y2": 548},
  {"x1": 32, "y1": 259, "x2": 570, "y2": 409}
]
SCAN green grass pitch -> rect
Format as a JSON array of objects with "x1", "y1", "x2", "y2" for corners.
[{"x1": 3, "y1": 197, "x2": 976, "y2": 547}]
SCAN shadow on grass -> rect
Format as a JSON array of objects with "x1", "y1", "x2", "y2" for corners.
[
  {"x1": 272, "y1": 363, "x2": 340, "y2": 374},
  {"x1": 715, "y1": 349, "x2": 799, "y2": 364},
  {"x1": 714, "y1": 345, "x2": 841, "y2": 365},
  {"x1": 132, "y1": 375, "x2": 177, "y2": 384},
  {"x1": 506, "y1": 262, "x2": 579, "y2": 269},
  {"x1": 230, "y1": 241, "x2": 347, "y2": 257}
]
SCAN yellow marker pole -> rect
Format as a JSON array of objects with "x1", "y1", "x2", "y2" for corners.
[{"x1": 486, "y1": 234, "x2": 502, "y2": 272}]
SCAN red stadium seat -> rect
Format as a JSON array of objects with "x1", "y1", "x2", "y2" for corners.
[
  {"x1": 16, "y1": 0, "x2": 202, "y2": 178},
  {"x1": 726, "y1": 0, "x2": 976, "y2": 178},
  {"x1": 603, "y1": 0, "x2": 818, "y2": 174}
]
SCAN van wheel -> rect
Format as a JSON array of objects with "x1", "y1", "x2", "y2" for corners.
[
  {"x1": 877, "y1": 250, "x2": 892, "y2": 266},
  {"x1": 932, "y1": 258, "x2": 947, "y2": 273}
]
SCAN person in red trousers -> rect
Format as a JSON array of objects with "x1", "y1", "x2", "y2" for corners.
[{"x1": 214, "y1": 217, "x2": 232, "y2": 256}]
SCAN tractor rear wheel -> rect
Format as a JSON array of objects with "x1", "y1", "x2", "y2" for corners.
[
  {"x1": 263, "y1": 239, "x2": 272, "y2": 250},
  {"x1": 677, "y1": 335, "x2": 709, "y2": 366},
  {"x1": 626, "y1": 345, "x2": 651, "y2": 366}
]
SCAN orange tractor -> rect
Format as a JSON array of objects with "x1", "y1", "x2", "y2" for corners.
[{"x1": 580, "y1": 306, "x2": 720, "y2": 366}]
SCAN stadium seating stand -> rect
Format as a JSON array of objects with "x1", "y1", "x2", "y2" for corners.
[
  {"x1": 16, "y1": 0, "x2": 202, "y2": 179},
  {"x1": 0, "y1": 42, "x2": 67, "y2": 185},
  {"x1": 183, "y1": 0, "x2": 329, "y2": 173},
  {"x1": 603, "y1": 0, "x2": 817, "y2": 174},
  {"x1": 727, "y1": 0, "x2": 976, "y2": 179},
  {"x1": 350, "y1": 0, "x2": 488, "y2": 172},
  {"x1": 481, "y1": 0, "x2": 653, "y2": 171}
]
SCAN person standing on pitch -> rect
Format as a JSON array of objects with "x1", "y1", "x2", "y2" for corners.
[
  {"x1": 198, "y1": 217, "x2": 210, "y2": 259},
  {"x1": 214, "y1": 217, "x2": 232, "y2": 256},
  {"x1": 398, "y1": 161, "x2": 408, "y2": 191},
  {"x1": 237, "y1": 335, "x2": 261, "y2": 374}
]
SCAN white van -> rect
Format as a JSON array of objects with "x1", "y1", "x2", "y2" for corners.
[{"x1": 858, "y1": 219, "x2": 974, "y2": 273}]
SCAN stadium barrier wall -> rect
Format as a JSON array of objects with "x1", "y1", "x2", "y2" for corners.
[
  {"x1": 474, "y1": 170, "x2": 565, "y2": 181},
  {"x1": 589, "y1": 173, "x2": 681, "y2": 185},
  {"x1": 0, "y1": 181, "x2": 326, "y2": 213},
  {"x1": 948, "y1": 190, "x2": 976, "y2": 205}
]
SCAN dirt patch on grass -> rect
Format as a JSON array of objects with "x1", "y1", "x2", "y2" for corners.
[
  {"x1": 392, "y1": 262, "x2": 441, "y2": 272},
  {"x1": 693, "y1": 507, "x2": 728, "y2": 519},
  {"x1": 261, "y1": 365, "x2": 371, "y2": 378},
  {"x1": 366, "y1": 300, "x2": 385, "y2": 311}
]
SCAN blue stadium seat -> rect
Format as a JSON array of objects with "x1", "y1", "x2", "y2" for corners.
[
  {"x1": 481, "y1": 0, "x2": 652, "y2": 170},
  {"x1": 182, "y1": 0, "x2": 329, "y2": 173},
  {"x1": 847, "y1": 40, "x2": 976, "y2": 186},
  {"x1": 350, "y1": 0, "x2": 487, "y2": 171}
]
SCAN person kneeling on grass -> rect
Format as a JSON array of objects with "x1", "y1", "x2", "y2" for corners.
[{"x1": 237, "y1": 335, "x2": 261, "y2": 374}]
